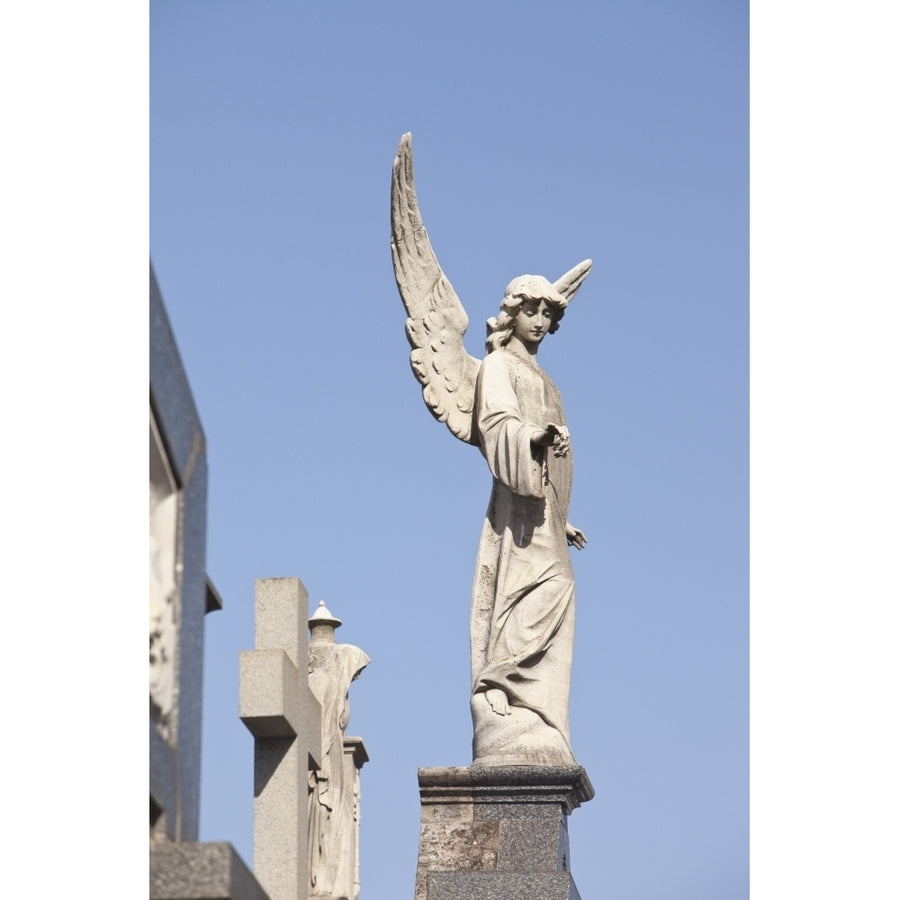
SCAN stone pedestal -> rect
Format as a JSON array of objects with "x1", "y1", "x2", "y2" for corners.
[{"x1": 415, "y1": 765, "x2": 594, "y2": 900}]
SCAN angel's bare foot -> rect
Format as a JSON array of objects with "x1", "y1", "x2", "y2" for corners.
[{"x1": 485, "y1": 688, "x2": 510, "y2": 715}]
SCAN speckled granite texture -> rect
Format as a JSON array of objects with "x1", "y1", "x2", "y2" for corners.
[
  {"x1": 415, "y1": 765, "x2": 593, "y2": 899},
  {"x1": 149, "y1": 842, "x2": 270, "y2": 900}
]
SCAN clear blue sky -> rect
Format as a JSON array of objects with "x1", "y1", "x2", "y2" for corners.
[
  {"x1": 150, "y1": 2, "x2": 748, "y2": 897},
  {"x1": 5, "y1": 3, "x2": 898, "y2": 898}
]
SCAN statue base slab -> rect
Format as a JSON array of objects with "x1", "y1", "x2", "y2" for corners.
[{"x1": 414, "y1": 765, "x2": 594, "y2": 900}]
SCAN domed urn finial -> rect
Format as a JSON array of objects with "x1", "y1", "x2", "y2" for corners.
[{"x1": 308, "y1": 600, "x2": 342, "y2": 643}]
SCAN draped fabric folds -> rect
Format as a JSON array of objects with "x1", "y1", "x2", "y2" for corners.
[{"x1": 470, "y1": 349, "x2": 577, "y2": 766}]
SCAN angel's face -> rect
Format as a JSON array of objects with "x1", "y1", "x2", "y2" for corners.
[{"x1": 513, "y1": 298, "x2": 555, "y2": 347}]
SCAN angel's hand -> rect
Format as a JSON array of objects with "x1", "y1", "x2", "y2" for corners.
[
  {"x1": 566, "y1": 523, "x2": 587, "y2": 550},
  {"x1": 531, "y1": 424, "x2": 558, "y2": 447},
  {"x1": 532, "y1": 423, "x2": 570, "y2": 457}
]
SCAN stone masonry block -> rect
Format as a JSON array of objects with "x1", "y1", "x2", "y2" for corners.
[
  {"x1": 415, "y1": 766, "x2": 592, "y2": 899},
  {"x1": 253, "y1": 577, "x2": 307, "y2": 667},
  {"x1": 427, "y1": 870, "x2": 578, "y2": 900},
  {"x1": 421, "y1": 799, "x2": 475, "y2": 824},
  {"x1": 239, "y1": 649, "x2": 300, "y2": 738},
  {"x1": 418, "y1": 820, "x2": 500, "y2": 872},
  {"x1": 498, "y1": 818, "x2": 567, "y2": 872},
  {"x1": 150, "y1": 841, "x2": 270, "y2": 900}
]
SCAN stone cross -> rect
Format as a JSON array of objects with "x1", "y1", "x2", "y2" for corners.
[{"x1": 240, "y1": 577, "x2": 323, "y2": 900}]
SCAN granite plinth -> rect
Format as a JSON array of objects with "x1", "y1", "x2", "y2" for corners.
[
  {"x1": 428, "y1": 872, "x2": 580, "y2": 900},
  {"x1": 149, "y1": 842, "x2": 270, "y2": 900},
  {"x1": 415, "y1": 766, "x2": 593, "y2": 900}
]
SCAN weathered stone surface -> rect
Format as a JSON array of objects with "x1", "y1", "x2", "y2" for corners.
[
  {"x1": 238, "y1": 588, "x2": 370, "y2": 900},
  {"x1": 340, "y1": 736, "x2": 368, "y2": 900},
  {"x1": 419, "y1": 820, "x2": 501, "y2": 871},
  {"x1": 415, "y1": 766, "x2": 593, "y2": 900},
  {"x1": 149, "y1": 265, "x2": 213, "y2": 843},
  {"x1": 420, "y1": 796, "x2": 474, "y2": 825},
  {"x1": 419, "y1": 765, "x2": 594, "y2": 815},
  {"x1": 240, "y1": 578, "x2": 322, "y2": 900},
  {"x1": 150, "y1": 408, "x2": 178, "y2": 734},
  {"x1": 497, "y1": 818, "x2": 568, "y2": 872},
  {"x1": 427, "y1": 871, "x2": 580, "y2": 900},
  {"x1": 149, "y1": 271, "x2": 261, "y2": 900},
  {"x1": 149, "y1": 842, "x2": 270, "y2": 900},
  {"x1": 307, "y1": 602, "x2": 370, "y2": 899},
  {"x1": 150, "y1": 721, "x2": 175, "y2": 834},
  {"x1": 239, "y1": 648, "x2": 304, "y2": 738},
  {"x1": 390, "y1": 135, "x2": 594, "y2": 766}
]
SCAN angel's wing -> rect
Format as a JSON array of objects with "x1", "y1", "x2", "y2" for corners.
[
  {"x1": 554, "y1": 259, "x2": 593, "y2": 301},
  {"x1": 391, "y1": 133, "x2": 480, "y2": 446}
]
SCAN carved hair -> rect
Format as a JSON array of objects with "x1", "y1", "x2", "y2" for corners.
[{"x1": 485, "y1": 274, "x2": 568, "y2": 354}]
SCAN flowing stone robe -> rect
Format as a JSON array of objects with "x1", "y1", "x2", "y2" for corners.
[
  {"x1": 470, "y1": 347, "x2": 577, "y2": 766},
  {"x1": 308, "y1": 643, "x2": 370, "y2": 897}
]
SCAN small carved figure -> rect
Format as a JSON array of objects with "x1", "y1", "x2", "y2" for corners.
[
  {"x1": 307, "y1": 603, "x2": 369, "y2": 898},
  {"x1": 390, "y1": 134, "x2": 592, "y2": 766}
]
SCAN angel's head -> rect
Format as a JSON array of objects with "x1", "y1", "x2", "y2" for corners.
[{"x1": 485, "y1": 274, "x2": 569, "y2": 353}]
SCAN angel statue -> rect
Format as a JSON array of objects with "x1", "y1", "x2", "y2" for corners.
[{"x1": 390, "y1": 134, "x2": 593, "y2": 768}]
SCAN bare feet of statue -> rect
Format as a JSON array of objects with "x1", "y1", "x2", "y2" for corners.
[{"x1": 485, "y1": 688, "x2": 510, "y2": 715}]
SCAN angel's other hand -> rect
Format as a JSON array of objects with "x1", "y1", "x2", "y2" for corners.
[{"x1": 566, "y1": 523, "x2": 587, "y2": 550}]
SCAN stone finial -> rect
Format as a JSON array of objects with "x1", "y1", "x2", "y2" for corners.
[{"x1": 309, "y1": 601, "x2": 342, "y2": 643}]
